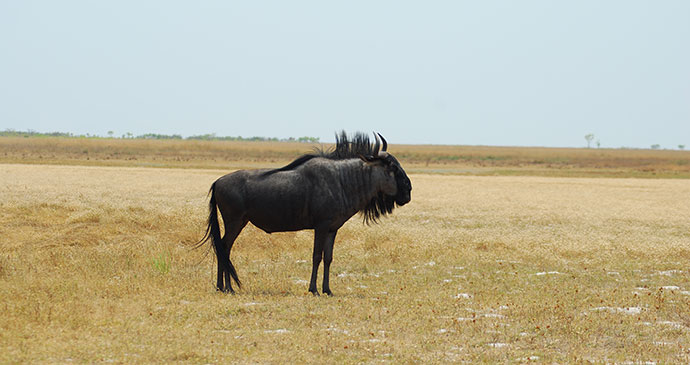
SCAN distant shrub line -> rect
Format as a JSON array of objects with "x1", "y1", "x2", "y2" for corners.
[{"x1": 0, "y1": 129, "x2": 320, "y2": 143}]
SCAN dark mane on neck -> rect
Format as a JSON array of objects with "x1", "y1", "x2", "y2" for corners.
[
  {"x1": 263, "y1": 131, "x2": 374, "y2": 176},
  {"x1": 324, "y1": 131, "x2": 375, "y2": 160}
]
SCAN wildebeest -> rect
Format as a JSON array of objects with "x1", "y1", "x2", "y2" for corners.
[{"x1": 197, "y1": 131, "x2": 412, "y2": 295}]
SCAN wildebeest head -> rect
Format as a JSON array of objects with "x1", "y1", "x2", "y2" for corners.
[{"x1": 360, "y1": 133, "x2": 412, "y2": 223}]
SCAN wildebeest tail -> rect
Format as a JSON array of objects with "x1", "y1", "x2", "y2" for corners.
[{"x1": 196, "y1": 182, "x2": 241, "y2": 289}]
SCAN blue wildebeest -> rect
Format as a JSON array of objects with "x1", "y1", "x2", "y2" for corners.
[{"x1": 197, "y1": 132, "x2": 412, "y2": 295}]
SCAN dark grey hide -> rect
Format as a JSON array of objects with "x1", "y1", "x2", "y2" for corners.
[{"x1": 197, "y1": 132, "x2": 412, "y2": 296}]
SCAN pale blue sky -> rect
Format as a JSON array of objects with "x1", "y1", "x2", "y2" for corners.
[{"x1": 1, "y1": 1, "x2": 688, "y2": 148}]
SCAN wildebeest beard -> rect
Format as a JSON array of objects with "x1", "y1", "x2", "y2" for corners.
[{"x1": 362, "y1": 192, "x2": 396, "y2": 224}]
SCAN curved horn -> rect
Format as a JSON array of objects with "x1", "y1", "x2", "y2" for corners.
[
  {"x1": 377, "y1": 133, "x2": 388, "y2": 152},
  {"x1": 372, "y1": 132, "x2": 381, "y2": 157}
]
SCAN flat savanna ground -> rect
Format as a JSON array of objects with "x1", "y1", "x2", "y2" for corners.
[{"x1": 1, "y1": 138, "x2": 690, "y2": 363}]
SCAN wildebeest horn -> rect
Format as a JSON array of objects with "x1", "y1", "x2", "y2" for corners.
[
  {"x1": 372, "y1": 132, "x2": 381, "y2": 157},
  {"x1": 377, "y1": 133, "x2": 388, "y2": 152}
]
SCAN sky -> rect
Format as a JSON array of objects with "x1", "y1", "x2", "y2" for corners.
[{"x1": 1, "y1": 1, "x2": 688, "y2": 148}]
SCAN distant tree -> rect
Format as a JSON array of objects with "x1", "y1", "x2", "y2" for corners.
[
  {"x1": 596, "y1": 140, "x2": 601, "y2": 148},
  {"x1": 108, "y1": 131, "x2": 114, "y2": 138},
  {"x1": 585, "y1": 134, "x2": 595, "y2": 148},
  {"x1": 297, "y1": 136, "x2": 320, "y2": 143},
  {"x1": 651, "y1": 144, "x2": 660, "y2": 150},
  {"x1": 679, "y1": 145, "x2": 685, "y2": 150}
]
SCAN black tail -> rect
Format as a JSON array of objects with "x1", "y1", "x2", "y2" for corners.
[{"x1": 196, "y1": 182, "x2": 241, "y2": 290}]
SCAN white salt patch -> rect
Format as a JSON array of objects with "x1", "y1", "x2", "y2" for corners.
[
  {"x1": 454, "y1": 266, "x2": 465, "y2": 270},
  {"x1": 591, "y1": 306, "x2": 644, "y2": 315},
  {"x1": 454, "y1": 293, "x2": 472, "y2": 299},
  {"x1": 487, "y1": 343, "x2": 508, "y2": 348},
  {"x1": 653, "y1": 341, "x2": 673, "y2": 346},
  {"x1": 264, "y1": 329, "x2": 290, "y2": 334},
  {"x1": 337, "y1": 272, "x2": 352, "y2": 278},
  {"x1": 293, "y1": 279, "x2": 309, "y2": 285},
  {"x1": 658, "y1": 321, "x2": 685, "y2": 329},
  {"x1": 591, "y1": 306, "x2": 614, "y2": 313},
  {"x1": 483, "y1": 313, "x2": 506, "y2": 319},
  {"x1": 661, "y1": 286, "x2": 680, "y2": 290},
  {"x1": 436, "y1": 329, "x2": 449, "y2": 334},
  {"x1": 681, "y1": 291, "x2": 690, "y2": 296},
  {"x1": 607, "y1": 271, "x2": 620, "y2": 276},
  {"x1": 295, "y1": 259, "x2": 307, "y2": 263},
  {"x1": 442, "y1": 279, "x2": 452, "y2": 283},
  {"x1": 243, "y1": 302, "x2": 263, "y2": 306},
  {"x1": 367, "y1": 338, "x2": 382, "y2": 343},
  {"x1": 498, "y1": 305, "x2": 509, "y2": 310},
  {"x1": 426, "y1": 261, "x2": 436, "y2": 266},
  {"x1": 657, "y1": 270, "x2": 682, "y2": 276},
  {"x1": 179, "y1": 300, "x2": 191, "y2": 305},
  {"x1": 619, "y1": 307, "x2": 643, "y2": 315},
  {"x1": 535, "y1": 271, "x2": 560, "y2": 276},
  {"x1": 456, "y1": 317, "x2": 473, "y2": 321}
]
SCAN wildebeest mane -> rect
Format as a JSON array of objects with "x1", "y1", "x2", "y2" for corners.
[
  {"x1": 262, "y1": 131, "x2": 376, "y2": 176},
  {"x1": 327, "y1": 131, "x2": 377, "y2": 160}
]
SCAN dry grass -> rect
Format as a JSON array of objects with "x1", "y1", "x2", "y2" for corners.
[
  {"x1": 2, "y1": 136, "x2": 690, "y2": 178},
  {"x1": 2, "y1": 163, "x2": 689, "y2": 363}
]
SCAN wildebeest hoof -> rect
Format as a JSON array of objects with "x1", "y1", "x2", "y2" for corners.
[
  {"x1": 309, "y1": 290, "x2": 320, "y2": 296},
  {"x1": 323, "y1": 290, "x2": 333, "y2": 296}
]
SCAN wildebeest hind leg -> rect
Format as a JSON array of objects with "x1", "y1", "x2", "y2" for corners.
[{"x1": 219, "y1": 219, "x2": 247, "y2": 293}]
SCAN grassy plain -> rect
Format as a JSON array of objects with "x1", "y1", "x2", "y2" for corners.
[
  {"x1": 1, "y1": 138, "x2": 690, "y2": 363},
  {"x1": 2, "y1": 136, "x2": 690, "y2": 178}
]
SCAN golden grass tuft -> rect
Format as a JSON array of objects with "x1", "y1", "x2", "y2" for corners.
[{"x1": 1, "y1": 162, "x2": 690, "y2": 362}]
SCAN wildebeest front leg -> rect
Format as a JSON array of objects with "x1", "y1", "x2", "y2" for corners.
[
  {"x1": 321, "y1": 231, "x2": 337, "y2": 296},
  {"x1": 309, "y1": 229, "x2": 327, "y2": 296}
]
